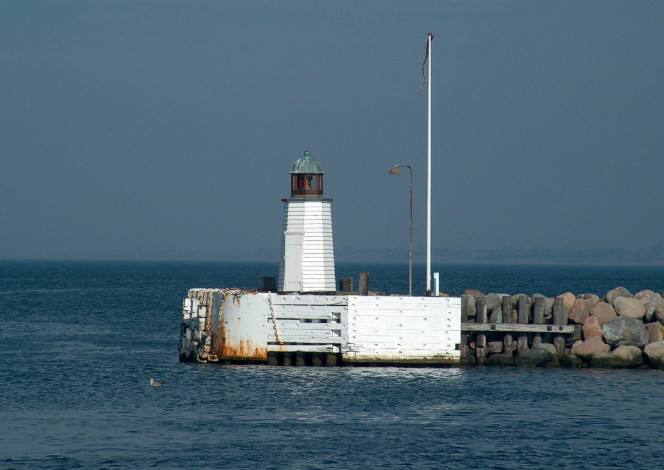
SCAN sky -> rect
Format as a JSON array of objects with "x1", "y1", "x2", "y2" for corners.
[{"x1": 1, "y1": 1, "x2": 663, "y2": 264}]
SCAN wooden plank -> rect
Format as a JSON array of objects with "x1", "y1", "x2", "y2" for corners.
[
  {"x1": 462, "y1": 323, "x2": 574, "y2": 333},
  {"x1": 269, "y1": 294, "x2": 347, "y2": 306},
  {"x1": 269, "y1": 319, "x2": 343, "y2": 330},
  {"x1": 268, "y1": 333, "x2": 344, "y2": 344}
]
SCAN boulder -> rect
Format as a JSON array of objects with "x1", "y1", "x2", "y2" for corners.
[
  {"x1": 644, "y1": 293, "x2": 662, "y2": 321},
  {"x1": 463, "y1": 289, "x2": 485, "y2": 298},
  {"x1": 583, "y1": 315, "x2": 603, "y2": 339},
  {"x1": 590, "y1": 346, "x2": 644, "y2": 369},
  {"x1": 514, "y1": 348, "x2": 555, "y2": 367},
  {"x1": 557, "y1": 292, "x2": 575, "y2": 321},
  {"x1": 486, "y1": 293, "x2": 505, "y2": 311},
  {"x1": 559, "y1": 354, "x2": 584, "y2": 368},
  {"x1": 613, "y1": 345, "x2": 645, "y2": 367},
  {"x1": 572, "y1": 336, "x2": 610, "y2": 360},
  {"x1": 644, "y1": 341, "x2": 664, "y2": 368},
  {"x1": 463, "y1": 295, "x2": 476, "y2": 318},
  {"x1": 486, "y1": 353, "x2": 514, "y2": 366},
  {"x1": 569, "y1": 295, "x2": 600, "y2": 324},
  {"x1": 634, "y1": 290, "x2": 655, "y2": 305},
  {"x1": 533, "y1": 342, "x2": 558, "y2": 356},
  {"x1": 511, "y1": 294, "x2": 532, "y2": 310},
  {"x1": 645, "y1": 322, "x2": 664, "y2": 344},
  {"x1": 602, "y1": 316, "x2": 649, "y2": 348},
  {"x1": 589, "y1": 302, "x2": 617, "y2": 326},
  {"x1": 487, "y1": 341, "x2": 503, "y2": 354},
  {"x1": 646, "y1": 294, "x2": 664, "y2": 323},
  {"x1": 606, "y1": 287, "x2": 632, "y2": 305},
  {"x1": 613, "y1": 296, "x2": 646, "y2": 319},
  {"x1": 489, "y1": 308, "x2": 502, "y2": 324}
]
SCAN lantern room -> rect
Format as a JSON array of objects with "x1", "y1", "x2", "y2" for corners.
[{"x1": 290, "y1": 151, "x2": 324, "y2": 198}]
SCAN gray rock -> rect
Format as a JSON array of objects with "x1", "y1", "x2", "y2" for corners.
[
  {"x1": 602, "y1": 316, "x2": 649, "y2": 348},
  {"x1": 646, "y1": 293, "x2": 664, "y2": 322},
  {"x1": 463, "y1": 295, "x2": 477, "y2": 318},
  {"x1": 644, "y1": 340, "x2": 664, "y2": 368},
  {"x1": 590, "y1": 352, "x2": 625, "y2": 368},
  {"x1": 590, "y1": 346, "x2": 644, "y2": 369},
  {"x1": 589, "y1": 302, "x2": 617, "y2": 326},
  {"x1": 486, "y1": 293, "x2": 505, "y2": 311},
  {"x1": 489, "y1": 308, "x2": 502, "y2": 324},
  {"x1": 533, "y1": 342, "x2": 558, "y2": 356},
  {"x1": 613, "y1": 345, "x2": 644, "y2": 367},
  {"x1": 644, "y1": 293, "x2": 662, "y2": 320},
  {"x1": 486, "y1": 353, "x2": 514, "y2": 366},
  {"x1": 560, "y1": 354, "x2": 584, "y2": 368},
  {"x1": 514, "y1": 348, "x2": 555, "y2": 367},
  {"x1": 606, "y1": 287, "x2": 632, "y2": 305},
  {"x1": 613, "y1": 296, "x2": 646, "y2": 319},
  {"x1": 487, "y1": 341, "x2": 503, "y2": 354}
]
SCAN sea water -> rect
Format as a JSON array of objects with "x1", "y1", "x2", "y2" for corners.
[{"x1": 1, "y1": 261, "x2": 664, "y2": 469}]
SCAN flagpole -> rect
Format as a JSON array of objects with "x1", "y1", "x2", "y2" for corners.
[{"x1": 426, "y1": 32, "x2": 433, "y2": 295}]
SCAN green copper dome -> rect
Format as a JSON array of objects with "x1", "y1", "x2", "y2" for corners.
[{"x1": 289, "y1": 151, "x2": 325, "y2": 174}]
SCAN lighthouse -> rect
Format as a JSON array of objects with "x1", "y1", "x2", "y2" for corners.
[{"x1": 278, "y1": 151, "x2": 336, "y2": 292}]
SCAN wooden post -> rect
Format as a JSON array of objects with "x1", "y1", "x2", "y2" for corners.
[
  {"x1": 261, "y1": 277, "x2": 276, "y2": 291},
  {"x1": 359, "y1": 272, "x2": 370, "y2": 296},
  {"x1": 267, "y1": 351, "x2": 279, "y2": 366},
  {"x1": 517, "y1": 294, "x2": 529, "y2": 354},
  {"x1": 502, "y1": 295, "x2": 513, "y2": 355},
  {"x1": 282, "y1": 352, "x2": 294, "y2": 366},
  {"x1": 295, "y1": 351, "x2": 306, "y2": 366},
  {"x1": 338, "y1": 277, "x2": 353, "y2": 292},
  {"x1": 325, "y1": 353, "x2": 338, "y2": 367},
  {"x1": 553, "y1": 297, "x2": 565, "y2": 356},
  {"x1": 533, "y1": 296, "x2": 544, "y2": 346},
  {"x1": 311, "y1": 353, "x2": 324, "y2": 367},
  {"x1": 476, "y1": 296, "x2": 487, "y2": 365},
  {"x1": 460, "y1": 295, "x2": 470, "y2": 358}
]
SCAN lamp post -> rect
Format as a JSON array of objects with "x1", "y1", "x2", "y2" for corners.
[{"x1": 389, "y1": 164, "x2": 413, "y2": 296}]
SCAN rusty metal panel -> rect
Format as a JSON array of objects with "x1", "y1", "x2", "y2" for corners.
[
  {"x1": 215, "y1": 291, "x2": 269, "y2": 361},
  {"x1": 343, "y1": 296, "x2": 461, "y2": 363}
]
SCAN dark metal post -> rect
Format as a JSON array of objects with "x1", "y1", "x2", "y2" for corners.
[{"x1": 390, "y1": 164, "x2": 413, "y2": 296}]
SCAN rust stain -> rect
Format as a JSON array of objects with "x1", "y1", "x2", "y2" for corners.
[{"x1": 216, "y1": 329, "x2": 268, "y2": 360}]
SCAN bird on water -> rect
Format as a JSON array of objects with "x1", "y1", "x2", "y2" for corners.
[{"x1": 150, "y1": 378, "x2": 165, "y2": 387}]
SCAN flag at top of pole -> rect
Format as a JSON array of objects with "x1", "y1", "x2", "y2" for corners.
[
  {"x1": 418, "y1": 33, "x2": 434, "y2": 95},
  {"x1": 419, "y1": 33, "x2": 434, "y2": 294}
]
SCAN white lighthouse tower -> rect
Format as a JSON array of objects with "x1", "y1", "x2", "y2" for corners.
[{"x1": 278, "y1": 151, "x2": 336, "y2": 292}]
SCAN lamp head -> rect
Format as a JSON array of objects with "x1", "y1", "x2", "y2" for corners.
[{"x1": 389, "y1": 165, "x2": 402, "y2": 175}]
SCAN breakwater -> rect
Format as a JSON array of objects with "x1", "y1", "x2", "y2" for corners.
[{"x1": 459, "y1": 287, "x2": 664, "y2": 369}]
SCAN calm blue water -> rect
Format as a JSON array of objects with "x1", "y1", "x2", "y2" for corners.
[{"x1": 1, "y1": 261, "x2": 664, "y2": 469}]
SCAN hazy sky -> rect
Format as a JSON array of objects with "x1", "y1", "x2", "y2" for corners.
[{"x1": 2, "y1": 1, "x2": 663, "y2": 262}]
